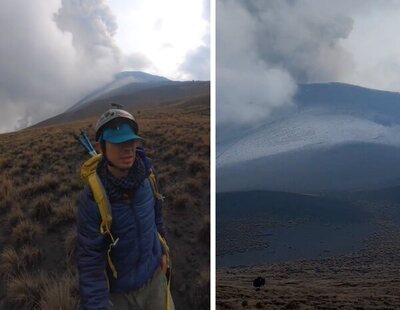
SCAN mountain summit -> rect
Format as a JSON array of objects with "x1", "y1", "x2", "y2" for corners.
[
  {"x1": 218, "y1": 82, "x2": 400, "y2": 193},
  {"x1": 114, "y1": 71, "x2": 171, "y2": 83},
  {"x1": 67, "y1": 71, "x2": 172, "y2": 113}
]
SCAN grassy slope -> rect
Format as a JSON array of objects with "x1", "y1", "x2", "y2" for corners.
[{"x1": 0, "y1": 103, "x2": 209, "y2": 309}]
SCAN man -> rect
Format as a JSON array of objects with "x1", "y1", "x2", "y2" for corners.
[{"x1": 77, "y1": 108, "x2": 174, "y2": 309}]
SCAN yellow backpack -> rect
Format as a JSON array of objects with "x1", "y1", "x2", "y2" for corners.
[{"x1": 80, "y1": 154, "x2": 171, "y2": 281}]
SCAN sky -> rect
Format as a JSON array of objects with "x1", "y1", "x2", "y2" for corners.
[
  {"x1": 217, "y1": 0, "x2": 400, "y2": 132},
  {"x1": 0, "y1": 0, "x2": 209, "y2": 133}
]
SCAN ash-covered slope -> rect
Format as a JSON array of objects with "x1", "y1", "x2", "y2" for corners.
[{"x1": 217, "y1": 83, "x2": 400, "y2": 193}]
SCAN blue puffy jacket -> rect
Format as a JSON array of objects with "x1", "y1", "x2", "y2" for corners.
[{"x1": 77, "y1": 156, "x2": 165, "y2": 309}]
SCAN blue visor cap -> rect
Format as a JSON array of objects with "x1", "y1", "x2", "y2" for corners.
[{"x1": 101, "y1": 123, "x2": 143, "y2": 144}]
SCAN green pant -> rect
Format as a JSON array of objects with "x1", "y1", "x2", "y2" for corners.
[{"x1": 109, "y1": 267, "x2": 175, "y2": 310}]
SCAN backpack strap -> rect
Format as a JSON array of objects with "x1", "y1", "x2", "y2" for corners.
[
  {"x1": 149, "y1": 168, "x2": 165, "y2": 202},
  {"x1": 81, "y1": 154, "x2": 119, "y2": 279},
  {"x1": 136, "y1": 147, "x2": 165, "y2": 202}
]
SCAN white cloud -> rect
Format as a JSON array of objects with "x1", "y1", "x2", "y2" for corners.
[
  {"x1": 179, "y1": 45, "x2": 210, "y2": 81},
  {"x1": 340, "y1": 3, "x2": 400, "y2": 91},
  {"x1": 217, "y1": 0, "x2": 400, "y2": 132},
  {"x1": 0, "y1": 0, "x2": 124, "y2": 132},
  {"x1": 109, "y1": 0, "x2": 209, "y2": 80},
  {"x1": 0, "y1": 0, "x2": 209, "y2": 133},
  {"x1": 217, "y1": 0, "x2": 298, "y2": 130}
]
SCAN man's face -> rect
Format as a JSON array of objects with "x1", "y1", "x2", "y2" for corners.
[{"x1": 105, "y1": 140, "x2": 137, "y2": 170}]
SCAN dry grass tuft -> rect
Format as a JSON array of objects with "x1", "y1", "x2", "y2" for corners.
[
  {"x1": 65, "y1": 228, "x2": 77, "y2": 269},
  {"x1": 6, "y1": 272, "x2": 46, "y2": 309},
  {"x1": 0, "y1": 176, "x2": 16, "y2": 210},
  {"x1": 6, "y1": 206, "x2": 26, "y2": 230},
  {"x1": 172, "y1": 192, "x2": 194, "y2": 209},
  {"x1": 198, "y1": 215, "x2": 210, "y2": 245},
  {"x1": 40, "y1": 273, "x2": 79, "y2": 310},
  {"x1": 0, "y1": 245, "x2": 43, "y2": 280},
  {"x1": 187, "y1": 156, "x2": 208, "y2": 176},
  {"x1": 192, "y1": 268, "x2": 210, "y2": 309},
  {"x1": 70, "y1": 177, "x2": 84, "y2": 191},
  {"x1": 12, "y1": 220, "x2": 43, "y2": 245},
  {"x1": 21, "y1": 173, "x2": 59, "y2": 198},
  {"x1": 0, "y1": 247, "x2": 21, "y2": 279},
  {"x1": 0, "y1": 157, "x2": 12, "y2": 170},
  {"x1": 184, "y1": 178, "x2": 202, "y2": 193},
  {"x1": 20, "y1": 245, "x2": 42, "y2": 270},
  {"x1": 51, "y1": 198, "x2": 77, "y2": 226},
  {"x1": 57, "y1": 182, "x2": 72, "y2": 196},
  {"x1": 31, "y1": 196, "x2": 53, "y2": 220}
]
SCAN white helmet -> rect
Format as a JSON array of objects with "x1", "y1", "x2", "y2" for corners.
[{"x1": 95, "y1": 108, "x2": 139, "y2": 141}]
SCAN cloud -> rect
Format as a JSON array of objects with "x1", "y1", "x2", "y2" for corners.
[
  {"x1": 202, "y1": 0, "x2": 210, "y2": 22},
  {"x1": 217, "y1": 66, "x2": 296, "y2": 126},
  {"x1": 217, "y1": 0, "x2": 298, "y2": 132},
  {"x1": 339, "y1": 1, "x2": 400, "y2": 91},
  {"x1": 0, "y1": 0, "x2": 211, "y2": 132},
  {"x1": 120, "y1": 53, "x2": 153, "y2": 71},
  {"x1": 247, "y1": 0, "x2": 355, "y2": 83},
  {"x1": 54, "y1": 0, "x2": 119, "y2": 59},
  {"x1": 178, "y1": 0, "x2": 210, "y2": 81},
  {"x1": 179, "y1": 45, "x2": 210, "y2": 81},
  {"x1": 217, "y1": 0, "x2": 400, "y2": 133},
  {"x1": 0, "y1": 0, "x2": 124, "y2": 132}
]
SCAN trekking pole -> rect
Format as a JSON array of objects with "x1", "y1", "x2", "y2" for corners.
[
  {"x1": 78, "y1": 134, "x2": 95, "y2": 156},
  {"x1": 72, "y1": 133, "x2": 88, "y2": 152},
  {"x1": 74, "y1": 131, "x2": 97, "y2": 157},
  {"x1": 80, "y1": 130, "x2": 97, "y2": 156}
]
